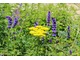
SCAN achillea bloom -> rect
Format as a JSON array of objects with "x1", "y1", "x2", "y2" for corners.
[
  {"x1": 47, "y1": 11, "x2": 51, "y2": 26},
  {"x1": 67, "y1": 26, "x2": 70, "y2": 39},
  {"x1": 6, "y1": 16, "x2": 12, "y2": 28},
  {"x1": 12, "y1": 17, "x2": 18, "y2": 28},
  {"x1": 29, "y1": 25, "x2": 49, "y2": 37},
  {"x1": 52, "y1": 18, "x2": 56, "y2": 37}
]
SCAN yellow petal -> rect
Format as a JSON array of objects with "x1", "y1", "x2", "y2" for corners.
[
  {"x1": 29, "y1": 31, "x2": 35, "y2": 34},
  {"x1": 41, "y1": 27, "x2": 49, "y2": 30},
  {"x1": 29, "y1": 27, "x2": 35, "y2": 30},
  {"x1": 36, "y1": 26, "x2": 43, "y2": 28}
]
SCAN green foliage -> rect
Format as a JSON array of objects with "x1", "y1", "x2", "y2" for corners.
[{"x1": 0, "y1": 3, "x2": 80, "y2": 56}]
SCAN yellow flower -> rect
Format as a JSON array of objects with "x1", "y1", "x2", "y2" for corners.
[
  {"x1": 36, "y1": 26, "x2": 43, "y2": 28},
  {"x1": 29, "y1": 31, "x2": 35, "y2": 34},
  {"x1": 29, "y1": 27, "x2": 38, "y2": 31},
  {"x1": 33, "y1": 33, "x2": 45, "y2": 37},
  {"x1": 41, "y1": 27, "x2": 49, "y2": 31},
  {"x1": 29, "y1": 25, "x2": 49, "y2": 37},
  {"x1": 29, "y1": 27, "x2": 35, "y2": 30}
]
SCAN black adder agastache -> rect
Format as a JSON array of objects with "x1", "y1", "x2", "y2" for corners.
[{"x1": 52, "y1": 18, "x2": 57, "y2": 37}]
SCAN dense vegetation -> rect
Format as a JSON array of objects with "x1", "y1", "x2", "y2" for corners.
[{"x1": 0, "y1": 3, "x2": 80, "y2": 56}]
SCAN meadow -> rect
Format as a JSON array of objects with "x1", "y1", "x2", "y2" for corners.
[{"x1": 0, "y1": 3, "x2": 80, "y2": 56}]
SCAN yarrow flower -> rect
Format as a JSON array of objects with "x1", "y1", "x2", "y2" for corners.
[
  {"x1": 6, "y1": 16, "x2": 12, "y2": 28},
  {"x1": 47, "y1": 11, "x2": 51, "y2": 26},
  {"x1": 52, "y1": 18, "x2": 56, "y2": 37},
  {"x1": 29, "y1": 25, "x2": 49, "y2": 37},
  {"x1": 67, "y1": 26, "x2": 70, "y2": 39}
]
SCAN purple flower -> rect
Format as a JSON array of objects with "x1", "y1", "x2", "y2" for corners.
[
  {"x1": 52, "y1": 18, "x2": 57, "y2": 37},
  {"x1": 67, "y1": 26, "x2": 70, "y2": 39},
  {"x1": 52, "y1": 33, "x2": 56, "y2": 37},
  {"x1": 47, "y1": 11, "x2": 51, "y2": 26},
  {"x1": 12, "y1": 17, "x2": 18, "y2": 28},
  {"x1": 6, "y1": 16, "x2": 12, "y2": 28},
  {"x1": 69, "y1": 50, "x2": 72, "y2": 55},
  {"x1": 34, "y1": 22, "x2": 38, "y2": 27}
]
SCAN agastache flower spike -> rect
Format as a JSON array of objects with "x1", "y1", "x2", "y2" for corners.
[
  {"x1": 12, "y1": 17, "x2": 18, "y2": 28},
  {"x1": 6, "y1": 16, "x2": 12, "y2": 28},
  {"x1": 67, "y1": 26, "x2": 70, "y2": 39},
  {"x1": 52, "y1": 18, "x2": 56, "y2": 37},
  {"x1": 47, "y1": 11, "x2": 51, "y2": 26},
  {"x1": 69, "y1": 50, "x2": 72, "y2": 55}
]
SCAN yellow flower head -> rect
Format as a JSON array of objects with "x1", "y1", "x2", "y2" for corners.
[
  {"x1": 29, "y1": 25, "x2": 49, "y2": 37},
  {"x1": 29, "y1": 27, "x2": 38, "y2": 31}
]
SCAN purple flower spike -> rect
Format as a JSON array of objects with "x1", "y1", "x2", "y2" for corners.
[
  {"x1": 52, "y1": 33, "x2": 56, "y2": 37},
  {"x1": 69, "y1": 50, "x2": 72, "y2": 55},
  {"x1": 52, "y1": 18, "x2": 57, "y2": 37},
  {"x1": 67, "y1": 26, "x2": 70, "y2": 39},
  {"x1": 6, "y1": 16, "x2": 12, "y2": 28},
  {"x1": 52, "y1": 28, "x2": 56, "y2": 33},
  {"x1": 12, "y1": 17, "x2": 18, "y2": 28},
  {"x1": 34, "y1": 22, "x2": 38, "y2": 27},
  {"x1": 6, "y1": 16, "x2": 12, "y2": 21},
  {"x1": 47, "y1": 11, "x2": 51, "y2": 26}
]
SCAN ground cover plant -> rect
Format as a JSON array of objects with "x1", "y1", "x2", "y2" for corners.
[{"x1": 0, "y1": 3, "x2": 80, "y2": 56}]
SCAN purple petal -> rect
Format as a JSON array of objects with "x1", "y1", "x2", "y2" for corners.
[
  {"x1": 6, "y1": 16, "x2": 12, "y2": 21},
  {"x1": 52, "y1": 28, "x2": 56, "y2": 33},
  {"x1": 52, "y1": 33, "x2": 56, "y2": 37},
  {"x1": 52, "y1": 18, "x2": 56, "y2": 23}
]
